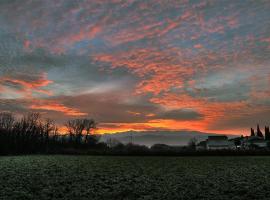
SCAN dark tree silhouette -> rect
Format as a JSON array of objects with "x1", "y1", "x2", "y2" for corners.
[
  {"x1": 2, "y1": 111, "x2": 270, "y2": 156},
  {"x1": 0, "y1": 112, "x2": 15, "y2": 130},
  {"x1": 83, "y1": 119, "x2": 99, "y2": 144},
  {"x1": 250, "y1": 128, "x2": 255, "y2": 137},
  {"x1": 265, "y1": 126, "x2": 270, "y2": 141},
  {"x1": 65, "y1": 119, "x2": 77, "y2": 143},
  {"x1": 188, "y1": 137, "x2": 197, "y2": 150},
  {"x1": 0, "y1": 112, "x2": 100, "y2": 155},
  {"x1": 257, "y1": 124, "x2": 264, "y2": 138},
  {"x1": 65, "y1": 118, "x2": 98, "y2": 146}
]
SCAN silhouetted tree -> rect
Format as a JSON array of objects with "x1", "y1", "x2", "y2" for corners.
[
  {"x1": 74, "y1": 119, "x2": 85, "y2": 144},
  {"x1": 83, "y1": 119, "x2": 97, "y2": 144},
  {"x1": 10, "y1": 112, "x2": 45, "y2": 153},
  {"x1": 65, "y1": 118, "x2": 98, "y2": 146},
  {"x1": 251, "y1": 128, "x2": 255, "y2": 137},
  {"x1": 106, "y1": 138, "x2": 121, "y2": 148},
  {"x1": 257, "y1": 124, "x2": 264, "y2": 138},
  {"x1": 0, "y1": 111, "x2": 101, "y2": 155},
  {"x1": 0, "y1": 112, "x2": 14, "y2": 130},
  {"x1": 65, "y1": 119, "x2": 80, "y2": 144},
  {"x1": 265, "y1": 126, "x2": 270, "y2": 141},
  {"x1": 151, "y1": 144, "x2": 171, "y2": 151},
  {"x1": 188, "y1": 137, "x2": 197, "y2": 150}
]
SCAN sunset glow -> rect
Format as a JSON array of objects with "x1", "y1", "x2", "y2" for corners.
[{"x1": 0, "y1": 0, "x2": 270, "y2": 136}]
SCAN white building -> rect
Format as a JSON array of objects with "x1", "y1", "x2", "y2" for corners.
[
  {"x1": 241, "y1": 136, "x2": 268, "y2": 149},
  {"x1": 206, "y1": 136, "x2": 235, "y2": 150}
]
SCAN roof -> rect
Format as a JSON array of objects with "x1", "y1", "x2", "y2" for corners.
[
  {"x1": 207, "y1": 145, "x2": 229, "y2": 147},
  {"x1": 208, "y1": 135, "x2": 228, "y2": 141},
  {"x1": 246, "y1": 136, "x2": 265, "y2": 142}
]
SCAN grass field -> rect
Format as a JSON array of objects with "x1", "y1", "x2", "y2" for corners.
[{"x1": 1, "y1": 156, "x2": 270, "y2": 200}]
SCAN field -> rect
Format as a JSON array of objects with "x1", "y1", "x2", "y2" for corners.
[{"x1": 1, "y1": 156, "x2": 270, "y2": 200}]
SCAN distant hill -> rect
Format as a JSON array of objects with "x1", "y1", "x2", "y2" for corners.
[{"x1": 100, "y1": 131, "x2": 239, "y2": 147}]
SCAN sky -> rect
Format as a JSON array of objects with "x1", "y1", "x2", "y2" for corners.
[{"x1": 0, "y1": 0, "x2": 269, "y2": 135}]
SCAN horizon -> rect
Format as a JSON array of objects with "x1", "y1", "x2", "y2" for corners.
[{"x1": 0, "y1": 1, "x2": 270, "y2": 137}]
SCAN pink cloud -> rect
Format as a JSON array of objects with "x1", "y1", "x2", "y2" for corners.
[
  {"x1": 0, "y1": 73, "x2": 53, "y2": 98},
  {"x1": 94, "y1": 47, "x2": 194, "y2": 95},
  {"x1": 30, "y1": 101, "x2": 87, "y2": 116}
]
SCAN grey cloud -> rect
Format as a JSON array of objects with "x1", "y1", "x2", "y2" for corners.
[
  {"x1": 209, "y1": 106, "x2": 270, "y2": 132},
  {"x1": 156, "y1": 109, "x2": 203, "y2": 120},
  {"x1": 43, "y1": 92, "x2": 203, "y2": 124},
  {"x1": 0, "y1": 99, "x2": 28, "y2": 113}
]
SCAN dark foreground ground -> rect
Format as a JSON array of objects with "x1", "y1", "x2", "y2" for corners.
[{"x1": 1, "y1": 156, "x2": 270, "y2": 200}]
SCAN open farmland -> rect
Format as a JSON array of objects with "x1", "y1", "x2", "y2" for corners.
[{"x1": 1, "y1": 156, "x2": 270, "y2": 200}]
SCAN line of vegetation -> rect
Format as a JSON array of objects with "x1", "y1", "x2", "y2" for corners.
[
  {"x1": 0, "y1": 112, "x2": 104, "y2": 155},
  {"x1": 2, "y1": 112, "x2": 270, "y2": 156}
]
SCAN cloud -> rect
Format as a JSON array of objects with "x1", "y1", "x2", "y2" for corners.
[
  {"x1": 94, "y1": 47, "x2": 194, "y2": 95},
  {"x1": 0, "y1": 72, "x2": 53, "y2": 98},
  {"x1": 0, "y1": 0, "x2": 269, "y2": 135},
  {"x1": 156, "y1": 109, "x2": 203, "y2": 121},
  {"x1": 29, "y1": 101, "x2": 87, "y2": 116}
]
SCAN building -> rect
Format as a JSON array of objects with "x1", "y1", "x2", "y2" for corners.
[
  {"x1": 206, "y1": 136, "x2": 235, "y2": 150},
  {"x1": 241, "y1": 136, "x2": 268, "y2": 149}
]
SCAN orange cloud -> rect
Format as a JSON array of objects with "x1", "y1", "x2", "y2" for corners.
[
  {"x1": 194, "y1": 44, "x2": 203, "y2": 49},
  {"x1": 0, "y1": 73, "x2": 53, "y2": 97},
  {"x1": 30, "y1": 101, "x2": 87, "y2": 116},
  {"x1": 127, "y1": 110, "x2": 141, "y2": 116},
  {"x1": 46, "y1": 13, "x2": 110, "y2": 54},
  {"x1": 149, "y1": 92, "x2": 250, "y2": 133},
  {"x1": 53, "y1": 25, "x2": 102, "y2": 53},
  {"x1": 106, "y1": 9, "x2": 192, "y2": 46},
  {"x1": 96, "y1": 122, "x2": 159, "y2": 134},
  {"x1": 96, "y1": 119, "x2": 243, "y2": 135},
  {"x1": 94, "y1": 47, "x2": 194, "y2": 95},
  {"x1": 0, "y1": 73, "x2": 53, "y2": 98}
]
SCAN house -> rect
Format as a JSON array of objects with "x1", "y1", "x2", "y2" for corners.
[
  {"x1": 241, "y1": 136, "x2": 268, "y2": 149},
  {"x1": 229, "y1": 137, "x2": 242, "y2": 149},
  {"x1": 206, "y1": 136, "x2": 235, "y2": 150},
  {"x1": 240, "y1": 126, "x2": 270, "y2": 149}
]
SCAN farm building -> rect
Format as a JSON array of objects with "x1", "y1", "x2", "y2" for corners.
[
  {"x1": 241, "y1": 136, "x2": 268, "y2": 149},
  {"x1": 206, "y1": 136, "x2": 235, "y2": 150},
  {"x1": 196, "y1": 126, "x2": 270, "y2": 150}
]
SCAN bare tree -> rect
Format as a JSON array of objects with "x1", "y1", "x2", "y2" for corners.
[
  {"x1": 0, "y1": 112, "x2": 15, "y2": 130},
  {"x1": 65, "y1": 118, "x2": 98, "y2": 145},
  {"x1": 43, "y1": 118, "x2": 55, "y2": 138},
  {"x1": 0, "y1": 111, "x2": 100, "y2": 154},
  {"x1": 65, "y1": 119, "x2": 77, "y2": 143},
  {"x1": 83, "y1": 119, "x2": 96, "y2": 144},
  {"x1": 188, "y1": 137, "x2": 197, "y2": 150},
  {"x1": 65, "y1": 119, "x2": 85, "y2": 144},
  {"x1": 106, "y1": 138, "x2": 121, "y2": 148}
]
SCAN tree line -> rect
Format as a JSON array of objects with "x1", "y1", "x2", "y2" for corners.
[
  {"x1": 250, "y1": 124, "x2": 270, "y2": 140},
  {"x1": 0, "y1": 111, "x2": 204, "y2": 155},
  {"x1": 0, "y1": 112, "x2": 102, "y2": 155},
  {"x1": 3, "y1": 111, "x2": 270, "y2": 156}
]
